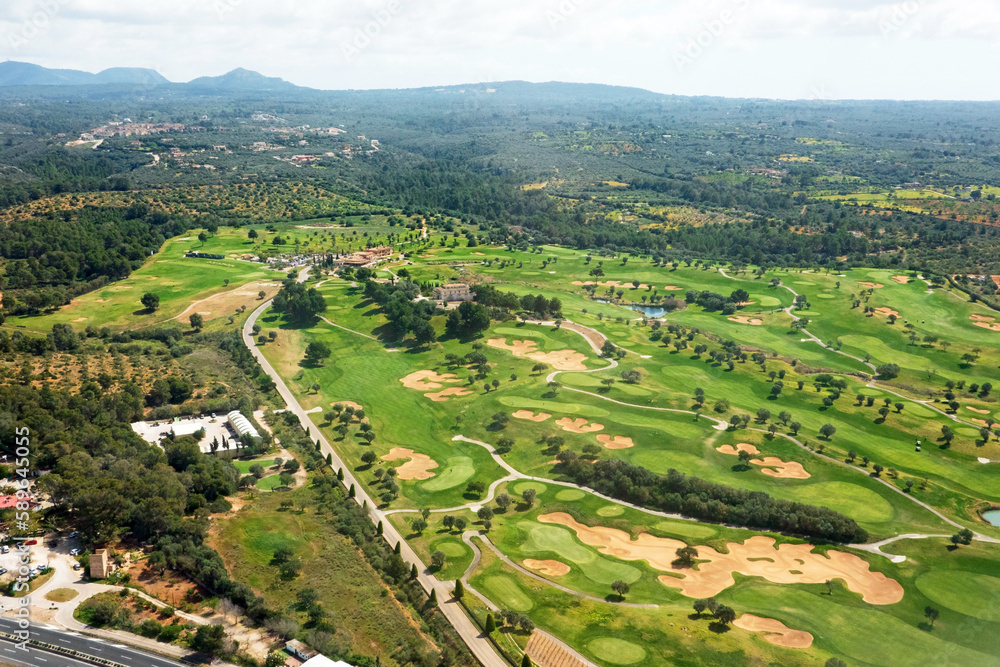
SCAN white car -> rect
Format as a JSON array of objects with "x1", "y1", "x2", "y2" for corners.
[{"x1": 69, "y1": 548, "x2": 80, "y2": 556}]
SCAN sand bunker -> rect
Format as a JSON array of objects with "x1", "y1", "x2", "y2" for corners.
[
  {"x1": 858, "y1": 282, "x2": 884, "y2": 289},
  {"x1": 717, "y1": 443, "x2": 760, "y2": 456},
  {"x1": 891, "y1": 276, "x2": 911, "y2": 285},
  {"x1": 734, "y1": 614, "x2": 813, "y2": 649},
  {"x1": 967, "y1": 407, "x2": 991, "y2": 415},
  {"x1": 425, "y1": 387, "x2": 474, "y2": 402},
  {"x1": 717, "y1": 445, "x2": 810, "y2": 479},
  {"x1": 332, "y1": 401, "x2": 364, "y2": 412},
  {"x1": 873, "y1": 307, "x2": 900, "y2": 318},
  {"x1": 728, "y1": 317, "x2": 763, "y2": 326},
  {"x1": 970, "y1": 314, "x2": 996, "y2": 322},
  {"x1": 523, "y1": 559, "x2": 571, "y2": 576},
  {"x1": 663, "y1": 286, "x2": 683, "y2": 291},
  {"x1": 596, "y1": 435, "x2": 634, "y2": 450},
  {"x1": 487, "y1": 339, "x2": 588, "y2": 371},
  {"x1": 538, "y1": 513, "x2": 902, "y2": 604},
  {"x1": 513, "y1": 410, "x2": 552, "y2": 422},
  {"x1": 971, "y1": 418, "x2": 990, "y2": 427},
  {"x1": 753, "y1": 457, "x2": 811, "y2": 480},
  {"x1": 970, "y1": 315, "x2": 1000, "y2": 331},
  {"x1": 556, "y1": 418, "x2": 604, "y2": 434},
  {"x1": 974, "y1": 322, "x2": 1000, "y2": 332},
  {"x1": 381, "y1": 448, "x2": 438, "y2": 480},
  {"x1": 572, "y1": 280, "x2": 622, "y2": 287},
  {"x1": 400, "y1": 370, "x2": 463, "y2": 391}
]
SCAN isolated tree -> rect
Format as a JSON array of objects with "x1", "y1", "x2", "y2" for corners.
[
  {"x1": 411, "y1": 519, "x2": 428, "y2": 535},
  {"x1": 819, "y1": 423, "x2": 837, "y2": 439},
  {"x1": 495, "y1": 493, "x2": 512, "y2": 512},
  {"x1": 453, "y1": 579, "x2": 465, "y2": 600},
  {"x1": 951, "y1": 528, "x2": 974, "y2": 547},
  {"x1": 924, "y1": 606, "x2": 939, "y2": 628},
  {"x1": 611, "y1": 580, "x2": 630, "y2": 599},
  {"x1": 676, "y1": 546, "x2": 699, "y2": 566},
  {"x1": 304, "y1": 341, "x2": 332, "y2": 366},
  {"x1": 522, "y1": 488, "x2": 537, "y2": 508},
  {"x1": 189, "y1": 313, "x2": 204, "y2": 331},
  {"x1": 714, "y1": 605, "x2": 736, "y2": 626},
  {"x1": 141, "y1": 292, "x2": 160, "y2": 312}
]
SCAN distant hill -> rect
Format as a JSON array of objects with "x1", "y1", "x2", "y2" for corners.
[
  {"x1": 184, "y1": 68, "x2": 300, "y2": 91},
  {"x1": 0, "y1": 62, "x2": 300, "y2": 91}
]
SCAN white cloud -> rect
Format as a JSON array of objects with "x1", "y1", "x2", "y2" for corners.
[{"x1": 0, "y1": 0, "x2": 998, "y2": 99}]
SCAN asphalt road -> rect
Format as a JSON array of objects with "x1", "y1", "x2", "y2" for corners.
[
  {"x1": 0, "y1": 618, "x2": 190, "y2": 667},
  {"x1": 243, "y1": 292, "x2": 507, "y2": 667}
]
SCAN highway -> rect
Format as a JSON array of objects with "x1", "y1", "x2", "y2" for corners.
[
  {"x1": 242, "y1": 288, "x2": 508, "y2": 667},
  {"x1": 0, "y1": 618, "x2": 191, "y2": 667}
]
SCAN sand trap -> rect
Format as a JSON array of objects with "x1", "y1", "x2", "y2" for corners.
[
  {"x1": 734, "y1": 614, "x2": 813, "y2": 649},
  {"x1": 971, "y1": 418, "x2": 990, "y2": 427},
  {"x1": 967, "y1": 407, "x2": 991, "y2": 415},
  {"x1": 572, "y1": 280, "x2": 622, "y2": 287},
  {"x1": 473, "y1": 252, "x2": 485, "y2": 256},
  {"x1": 717, "y1": 443, "x2": 760, "y2": 456},
  {"x1": 753, "y1": 457, "x2": 811, "y2": 480},
  {"x1": 487, "y1": 339, "x2": 588, "y2": 371},
  {"x1": 970, "y1": 314, "x2": 996, "y2": 322},
  {"x1": 425, "y1": 387, "x2": 474, "y2": 402},
  {"x1": 596, "y1": 435, "x2": 634, "y2": 450},
  {"x1": 873, "y1": 307, "x2": 900, "y2": 318},
  {"x1": 523, "y1": 559, "x2": 570, "y2": 576},
  {"x1": 728, "y1": 317, "x2": 763, "y2": 326},
  {"x1": 891, "y1": 276, "x2": 911, "y2": 285},
  {"x1": 513, "y1": 410, "x2": 552, "y2": 422},
  {"x1": 663, "y1": 286, "x2": 683, "y2": 291},
  {"x1": 332, "y1": 401, "x2": 364, "y2": 412},
  {"x1": 556, "y1": 418, "x2": 604, "y2": 434},
  {"x1": 400, "y1": 370, "x2": 463, "y2": 391},
  {"x1": 381, "y1": 447, "x2": 438, "y2": 480},
  {"x1": 538, "y1": 513, "x2": 902, "y2": 604},
  {"x1": 858, "y1": 282, "x2": 884, "y2": 289},
  {"x1": 73, "y1": 317, "x2": 87, "y2": 322},
  {"x1": 717, "y1": 445, "x2": 810, "y2": 479},
  {"x1": 736, "y1": 301, "x2": 756, "y2": 307},
  {"x1": 973, "y1": 322, "x2": 1000, "y2": 332}
]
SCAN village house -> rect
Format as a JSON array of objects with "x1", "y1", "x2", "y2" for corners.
[{"x1": 434, "y1": 283, "x2": 474, "y2": 304}]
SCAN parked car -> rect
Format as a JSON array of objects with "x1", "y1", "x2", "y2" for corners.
[
  {"x1": 0, "y1": 568, "x2": 8, "y2": 575},
  {"x1": 25, "y1": 539, "x2": 37, "y2": 546},
  {"x1": 69, "y1": 548, "x2": 80, "y2": 556},
  {"x1": 72, "y1": 563, "x2": 81, "y2": 571},
  {"x1": 68, "y1": 531, "x2": 78, "y2": 538},
  {"x1": 1, "y1": 546, "x2": 9, "y2": 554}
]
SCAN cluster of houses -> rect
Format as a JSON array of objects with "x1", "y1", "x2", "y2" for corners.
[{"x1": 334, "y1": 246, "x2": 395, "y2": 269}]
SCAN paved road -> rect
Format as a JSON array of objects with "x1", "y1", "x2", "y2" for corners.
[
  {"x1": 0, "y1": 618, "x2": 190, "y2": 667},
  {"x1": 243, "y1": 297, "x2": 507, "y2": 667}
]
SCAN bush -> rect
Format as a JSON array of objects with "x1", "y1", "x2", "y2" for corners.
[{"x1": 138, "y1": 618, "x2": 162, "y2": 638}]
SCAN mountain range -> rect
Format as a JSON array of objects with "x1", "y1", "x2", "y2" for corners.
[{"x1": 0, "y1": 61, "x2": 300, "y2": 90}]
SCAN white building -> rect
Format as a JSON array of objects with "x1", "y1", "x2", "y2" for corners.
[
  {"x1": 434, "y1": 284, "x2": 474, "y2": 303},
  {"x1": 227, "y1": 411, "x2": 260, "y2": 440}
]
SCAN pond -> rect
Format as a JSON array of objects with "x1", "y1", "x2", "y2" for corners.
[
  {"x1": 592, "y1": 299, "x2": 667, "y2": 319},
  {"x1": 983, "y1": 510, "x2": 1000, "y2": 527}
]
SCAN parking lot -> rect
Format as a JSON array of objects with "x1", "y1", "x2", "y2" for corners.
[{"x1": 131, "y1": 414, "x2": 239, "y2": 454}]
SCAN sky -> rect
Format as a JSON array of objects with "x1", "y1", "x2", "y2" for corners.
[{"x1": 2, "y1": 0, "x2": 1000, "y2": 100}]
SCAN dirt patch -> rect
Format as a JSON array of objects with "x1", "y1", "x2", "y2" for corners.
[
  {"x1": 891, "y1": 276, "x2": 911, "y2": 285},
  {"x1": 539, "y1": 513, "x2": 902, "y2": 604},
  {"x1": 174, "y1": 281, "x2": 281, "y2": 322},
  {"x1": 734, "y1": 614, "x2": 813, "y2": 649},
  {"x1": 717, "y1": 443, "x2": 760, "y2": 456},
  {"x1": 858, "y1": 282, "x2": 884, "y2": 289},
  {"x1": 728, "y1": 317, "x2": 763, "y2": 326},
  {"x1": 967, "y1": 407, "x2": 991, "y2": 415},
  {"x1": 525, "y1": 631, "x2": 589, "y2": 667},
  {"x1": 400, "y1": 370, "x2": 463, "y2": 391},
  {"x1": 596, "y1": 435, "x2": 634, "y2": 450},
  {"x1": 523, "y1": 559, "x2": 571, "y2": 576},
  {"x1": 873, "y1": 307, "x2": 900, "y2": 318},
  {"x1": 556, "y1": 418, "x2": 604, "y2": 434},
  {"x1": 382, "y1": 447, "x2": 438, "y2": 480},
  {"x1": 73, "y1": 317, "x2": 88, "y2": 323},
  {"x1": 425, "y1": 387, "x2": 474, "y2": 402},
  {"x1": 487, "y1": 338, "x2": 588, "y2": 371},
  {"x1": 513, "y1": 410, "x2": 552, "y2": 422}
]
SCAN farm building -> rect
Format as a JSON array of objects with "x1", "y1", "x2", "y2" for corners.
[{"x1": 227, "y1": 411, "x2": 260, "y2": 440}]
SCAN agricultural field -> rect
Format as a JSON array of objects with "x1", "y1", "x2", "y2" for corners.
[{"x1": 244, "y1": 241, "x2": 1000, "y2": 666}]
